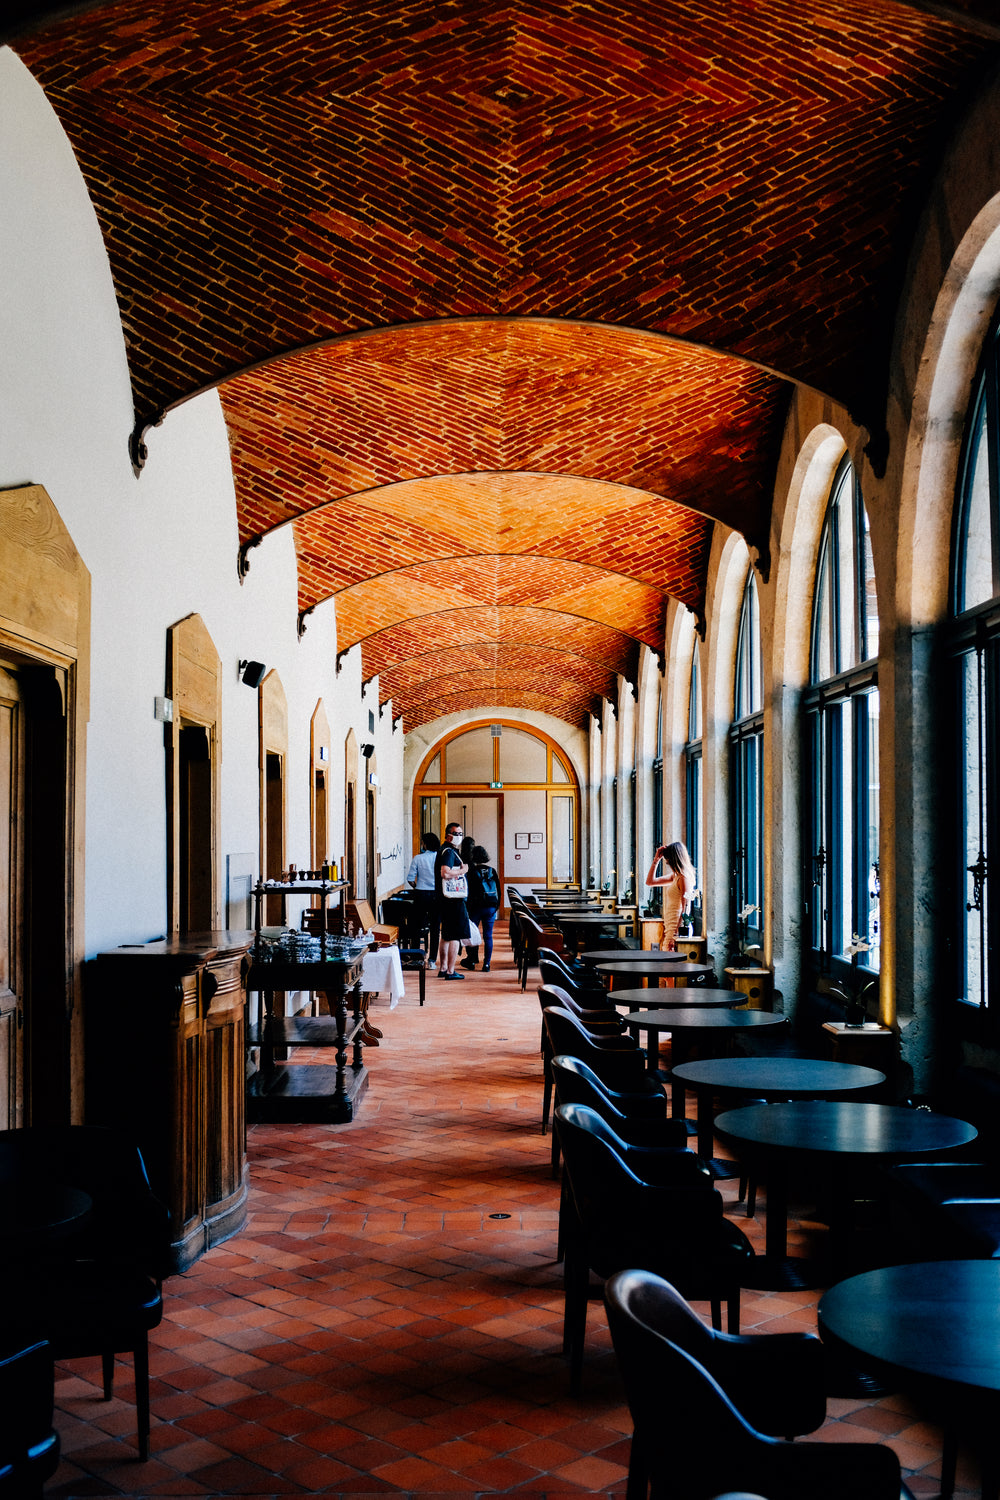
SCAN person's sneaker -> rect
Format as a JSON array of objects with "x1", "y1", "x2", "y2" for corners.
[
  {"x1": 427, "y1": 961, "x2": 436, "y2": 969},
  {"x1": 482, "y1": 964, "x2": 491, "y2": 972}
]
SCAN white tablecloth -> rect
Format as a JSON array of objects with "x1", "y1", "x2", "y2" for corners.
[{"x1": 362, "y1": 945, "x2": 405, "y2": 1007}]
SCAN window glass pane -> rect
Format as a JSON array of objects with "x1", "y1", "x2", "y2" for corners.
[
  {"x1": 551, "y1": 753, "x2": 569, "y2": 783},
  {"x1": 422, "y1": 752, "x2": 440, "y2": 783},
  {"x1": 735, "y1": 573, "x2": 761, "y2": 719},
  {"x1": 834, "y1": 704, "x2": 853, "y2": 958},
  {"x1": 862, "y1": 503, "x2": 879, "y2": 662},
  {"x1": 445, "y1": 728, "x2": 492, "y2": 782},
  {"x1": 961, "y1": 649, "x2": 987, "y2": 1004},
  {"x1": 735, "y1": 730, "x2": 763, "y2": 936},
  {"x1": 864, "y1": 688, "x2": 881, "y2": 969},
  {"x1": 835, "y1": 468, "x2": 860, "y2": 670},
  {"x1": 420, "y1": 796, "x2": 441, "y2": 840},
  {"x1": 689, "y1": 639, "x2": 702, "y2": 739},
  {"x1": 807, "y1": 710, "x2": 825, "y2": 951},
  {"x1": 960, "y1": 402, "x2": 995, "y2": 613},
  {"x1": 694, "y1": 754, "x2": 703, "y2": 902},
  {"x1": 753, "y1": 585, "x2": 761, "y2": 713},
  {"x1": 686, "y1": 750, "x2": 701, "y2": 879},
  {"x1": 812, "y1": 532, "x2": 833, "y2": 683},
  {"x1": 499, "y1": 727, "x2": 547, "y2": 782},
  {"x1": 551, "y1": 795, "x2": 574, "y2": 883}
]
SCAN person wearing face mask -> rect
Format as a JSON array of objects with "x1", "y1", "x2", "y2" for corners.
[{"x1": 434, "y1": 821, "x2": 470, "y2": 980}]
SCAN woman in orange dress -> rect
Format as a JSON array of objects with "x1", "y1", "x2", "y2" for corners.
[{"x1": 644, "y1": 841, "x2": 696, "y2": 950}]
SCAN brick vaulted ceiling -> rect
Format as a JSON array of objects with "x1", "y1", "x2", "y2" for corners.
[{"x1": 11, "y1": 2, "x2": 999, "y2": 728}]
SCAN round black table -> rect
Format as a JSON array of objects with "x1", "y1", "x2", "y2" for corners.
[
  {"x1": 595, "y1": 959, "x2": 715, "y2": 989},
  {"x1": 553, "y1": 912, "x2": 635, "y2": 953},
  {"x1": 819, "y1": 1261, "x2": 1000, "y2": 1498},
  {"x1": 611, "y1": 986, "x2": 737, "y2": 1016},
  {"x1": 672, "y1": 1056, "x2": 886, "y2": 1159},
  {"x1": 715, "y1": 1101, "x2": 978, "y2": 1288},
  {"x1": 534, "y1": 896, "x2": 601, "y2": 906},
  {"x1": 621, "y1": 1006, "x2": 788, "y2": 1084},
  {"x1": 578, "y1": 947, "x2": 686, "y2": 964},
  {"x1": 599, "y1": 966, "x2": 716, "y2": 990}
]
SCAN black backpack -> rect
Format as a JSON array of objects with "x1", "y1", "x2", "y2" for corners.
[{"x1": 475, "y1": 866, "x2": 499, "y2": 909}]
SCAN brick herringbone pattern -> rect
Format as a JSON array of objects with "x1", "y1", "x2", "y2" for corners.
[{"x1": 45, "y1": 928, "x2": 981, "y2": 1496}]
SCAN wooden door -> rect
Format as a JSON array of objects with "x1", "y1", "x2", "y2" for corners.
[{"x1": 0, "y1": 664, "x2": 24, "y2": 1129}]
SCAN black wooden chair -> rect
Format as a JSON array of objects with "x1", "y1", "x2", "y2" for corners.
[
  {"x1": 538, "y1": 949, "x2": 608, "y2": 1001},
  {"x1": 550, "y1": 1070, "x2": 704, "y2": 1260},
  {"x1": 604, "y1": 1269, "x2": 830, "y2": 1499},
  {"x1": 517, "y1": 910, "x2": 564, "y2": 990},
  {"x1": 537, "y1": 986, "x2": 625, "y2": 1134},
  {"x1": 0, "y1": 1339, "x2": 59, "y2": 1498},
  {"x1": 604, "y1": 1267, "x2": 911, "y2": 1500},
  {"x1": 555, "y1": 1102, "x2": 754, "y2": 1391},
  {"x1": 0, "y1": 1126, "x2": 171, "y2": 1461},
  {"x1": 549, "y1": 1051, "x2": 688, "y2": 1173},
  {"x1": 543, "y1": 1005, "x2": 657, "y2": 1093}
]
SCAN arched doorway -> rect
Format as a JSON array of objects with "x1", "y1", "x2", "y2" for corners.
[
  {"x1": 0, "y1": 484, "x2": 90, "y2": 1126},
  {"x1": 412, "y1": 720, "x2": 580, "y2": 909}
]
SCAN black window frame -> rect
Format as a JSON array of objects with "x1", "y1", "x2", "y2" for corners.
[
  {"x1": 949, "y1": 313, "x2": 1000, "y2": 1016},
  {"x1": 804, "y1": 458, "x2": 880, "y2": 988},
  {"x1": 730, "y1": 573, "x2": 764, "y2": 953}
]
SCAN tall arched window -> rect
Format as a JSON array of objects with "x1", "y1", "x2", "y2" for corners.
[
  {"x1": 805, "y1": 457, "x2": 880, "y2": 979},
  {"x1": 649, "y1": 675, "x2": 664, "y2": 914},
  {"x1": 685, "y1": 637, "x2": 702, "y2": 917},
  {"x1": 731, "y1": 573, "x2": 763, "y2": 948},
  {"x1": 951, "y1": 318, "x2": 1000, "y2": 1011}
]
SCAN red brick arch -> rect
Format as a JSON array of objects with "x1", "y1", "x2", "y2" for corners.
[
  {"x1": 359, "y1": 605, "x2": 641, "y2": 725},
  {"x1": 17, "y1": 0, "x2": 989, "y2": 431},
  {"x1": 13, "y1": 0, "x2": 996, "y2": 724}
]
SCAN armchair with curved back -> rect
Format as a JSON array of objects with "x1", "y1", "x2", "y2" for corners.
[
  {"x1": 0, "y1": 1125, "x2": 172, "y2": 1462},
  {"x1": 555, "y1": 1102, "x2": 754, "y2": 1391},
  {"x1": 549, "y1": 1062, "x2": 704, "y2": 1260},
  {"x1": 538, "y1": 949, "x2": 608, "y2": 1001},
  {"x1": 604, "y1": 1268, "x2": 912, "y2": 1500},
  {"x1": 542, "y1": 1004, "x2": 657, "y2": 1121},
  {"x1": 0, "y1": 1338, "x2": 59, "y2": 1498},
  {"x1": 517, "y1": 908, "x2": 564, "y2": 990},
  {"x1": 537, "y1": 985, "x2": 627, "y2": 1133}
]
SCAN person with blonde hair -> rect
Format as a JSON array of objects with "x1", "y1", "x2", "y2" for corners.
[{"x1": 645, "y1": 840, "x2": 696, "y2": 950}]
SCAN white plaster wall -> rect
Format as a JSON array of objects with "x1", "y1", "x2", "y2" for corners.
[{"x1": 0, "y1": 49, "x2": 402, "y2": 954}]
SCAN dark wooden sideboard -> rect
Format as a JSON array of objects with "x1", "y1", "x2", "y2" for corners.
[{"x1": 89, "y1": 931, "x2": 252, "y2": 1271}]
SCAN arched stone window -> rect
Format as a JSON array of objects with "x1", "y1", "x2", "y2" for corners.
[
  {"x1": 951, "y1": 316, "x2": 1000, "y2": 1011},
  {"x1": 804, "y1": 458, "x2": 880, "y2": 981},
  {"x1": 731, "y1": 571, "x2": 763, "y2": 951}
]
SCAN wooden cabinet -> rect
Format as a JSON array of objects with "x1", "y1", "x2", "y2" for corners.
[{"x1": 89, "y1": 932, "x2": 252, "y2": 1272}]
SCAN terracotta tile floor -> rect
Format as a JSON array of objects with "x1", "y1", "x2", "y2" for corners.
[{"x1": 49, "y1": 930, "x2": 982, "y2": 1496}]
